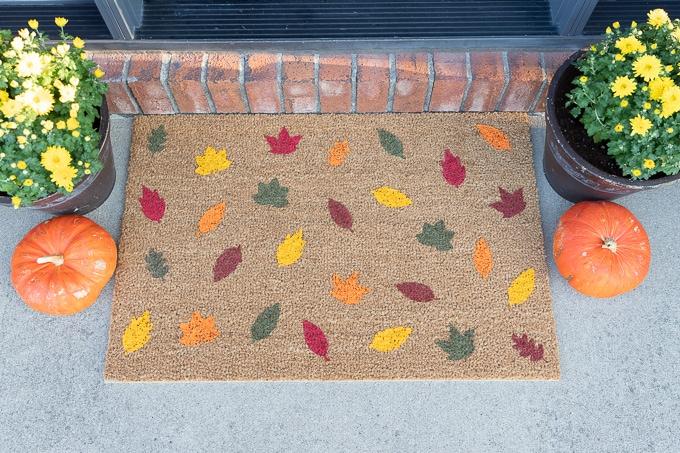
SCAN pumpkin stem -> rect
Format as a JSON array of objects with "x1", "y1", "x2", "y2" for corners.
[
  {"x1": 36, "y1": 255, "x2": 65, "y2": 266},
  {"x1": 602, "y1": 238, "x2": 618, "y2": 254}
]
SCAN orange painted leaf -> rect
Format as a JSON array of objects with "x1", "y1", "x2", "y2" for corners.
[
  {"x1": 196, "y1": 201, "x2": 226, "y2": 237},
  {"x1": 477, "y1": 124, "x2": 511, "y2": 151},
  {"x1": 328, "y1": 139, "x2": 350, "y2": 167},
  {"x1": 330, "y1": 271, "x2": 370, "y2": 305},
  {"x1": 473, "y1": 237, "x2": 493, "y2": 278},
  {"x1": 179, "y1": 312, "x2": 220, "y2": 346}
]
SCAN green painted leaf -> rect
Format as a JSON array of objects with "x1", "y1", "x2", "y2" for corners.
[
  {"x1": 436, "y1": 324, "x2": 475, "y2": 361},
  {"x1": 416, "y1": 220, "x2": 454, "y2": 251},
  {"x1": 253, "y1": 178, "x2": 289, "y2": 208},
  {"x1": 148, "y1": 125, "x2": 167, "y2": 154},
  {"x1": 377, "y1": 128, "x2": 404, "y2": 158},
  {"x1": 145, "y1": 248, "x2": 169, "y2": 279},
  {"x1": 251, "y1": 303, "x2": 281, "y2": 342}
]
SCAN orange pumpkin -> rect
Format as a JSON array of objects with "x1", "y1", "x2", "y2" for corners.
[
  {"x1": 553, "y1": 201, "x2": 650, "y2": 298},
  {"x1": 11, "y1": 215, "x2": 117, "y2": 315}
]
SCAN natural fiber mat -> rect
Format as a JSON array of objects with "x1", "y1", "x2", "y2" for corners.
[{"x1": 104, "y1": 113, "x2": 559, "y2": 381}]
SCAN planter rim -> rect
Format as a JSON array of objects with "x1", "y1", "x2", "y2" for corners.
[{"x1": 546, "y1": 51, "x2": 677, "y2": 189}]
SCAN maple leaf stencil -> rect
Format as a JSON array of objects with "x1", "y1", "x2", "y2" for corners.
[
  {"x1": 490, "y1": 187, "x2": 526, "y2": 218},
  {"x1": 253, "y1": 178, "x2": 289, "y2": 208},
  {"x1": 265, "y1": 127, "x2": 302, "y2": 154},
  {"x1": 416, "y1": 220, "x2": 454, "y2": 251},
  {"x1": 331, "y1": 271, "x2": 370, "y2": 305}
]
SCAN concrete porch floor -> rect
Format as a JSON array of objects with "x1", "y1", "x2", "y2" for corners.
[{"x1": 0, "y1": 115, "x2": 678, "y2": 452}]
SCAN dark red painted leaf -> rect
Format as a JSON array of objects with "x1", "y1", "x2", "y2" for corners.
[
  {"x1": 139, "y1": 185, "x2": 166, "y2": 222},
  {"x1": 265, "y1": 127, "x2": 302, "y2": 154},
  {"x1": 328, "y1": 198, "x2": 353, "y2": 232},
  {"x1": 396, "y1": 282, "x2": 436, "y2": 302},
  {"x1": 213, "y1": 245, "x2": 242, "y2": 282},
  {"x1": 512, "y1": 333, "x2": 544, "y2": 362},
  {"x1": 440, "y1": 149, "x2": 466, "y2": 187},
  {"x1": 490, "y1": 187, "x2": 526, "y2": 218},
  {"x1": 302, "y1": 320, "x2": 329, "y2": 361}
]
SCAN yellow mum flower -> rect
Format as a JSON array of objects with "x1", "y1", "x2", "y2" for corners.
[
  {"x1": 41, "y1": 146, "x2": 72, "y2": 171},
  {"x1": 667, "y1": 128, "x2": 674, "y2": 133},
  {"x1": 614, "y1": 54, "x2": 625, "y2": 62},
  {"x1": 50, "y1": 165, "x2": 77, "y2": 192},
  {"x1": 615, "y1": 36, "x2": 642, "y2": 55},
  {"x1": 94, "y1": 68, "x2": 105, "y2": 78},
  {"x1": 23, "y1": 179, "x2": 33, "y2": 187},
  {"x1": 643, "y1": 102, "x2": 652, "y2": 109},
  {"x1": 54, "y1": 17, "x2": 68, "y2": 27},
  {"x1": 613, "y1": 21, "x2": 620, "y2": 29},
  {"x1": 610, "y1": 76, "x2": 637, "y2": 98},
  {"x1": 649, "y1": 77, "x2": 675, "y2": 100},
  {"x1": 633, "y1": 54, "x2": 662, "y2": 81},
  {"x1": 606, "y1": 26, "x2": 612, "y2": 34},
  {"x1": 579, "y1": 75, "x2": 588, "y2": 83},
  {"x1": 72, "y1": 37, "x2": 85, "y2": 49},
  {"x1": 631, "y1": 21, "x2": 637, "y2": 28},
  {"x1": 59, "y1": 85, "x2": 77, "y2": 103},
  {"x1": 614, "y1": 123, "x2": 624, "y2": 132},
  {"x1": 11, "y1": 37, "x2": 24, "y2": 51},
  {"x1": 72, "y1": 130, "x2": 80, "y2": 137},
  {"x1": 0, "y1": 90, "x2": 8, "y2": 103},
  {"x1": 620, "y1": 99, "x2": 629, "y2": 108},
  {"x1": 17, "y1": 136, "x2": 27, "y2": 145},
  {"x1": 66, "y1": 117, "x2": 79, "y2": 130},
  {"x1": 17, "y1": 86, "x2": 54, "y2": 116},
  {"x1": 630, "y1": 114, "x2": 653, "y2": 136},
  {"x1": 643, "y1": 159, "x2": 656, "y2": 169},
  {"x1": 647, "y1": 9, "x2": 670, "y2": 28},
  {"x1": 28, "y1": 19, "x2": 39, "y2": 29},
  {"x1": 0, "y1": 98, "x2": 23, "y2": 118},
  {"x1": 11, "y1": 196, "x2": 21, "y2": 209},
  {"x1": 631, "y1": 168, "x2": 642, "y2": 177},
  {"x1": 673, "y1": 29, "x2": 680, "y2": 42},
  {"x1": 17, "y1": 160, "x2": 27, "y2": 170},
  {"x1": 661, "y1": 85, "x2": 680, "y2": 118},
  {"x1": 16, "y1": 52, "x2": 44, "y2": 77},
  {"x1": 42, "y1": 120, "x2": 54, "y2": 131},
  {"x1": 56, "y1": 120, "x2": 66, "y2": 129}
]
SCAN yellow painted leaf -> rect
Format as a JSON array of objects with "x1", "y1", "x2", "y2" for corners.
[
  {"x1": 477, "y1": 124, "x2": 511, "y2": 151},
  {"x1": 328, "y1": 139, "x2": 350, "y2": 167},
  {"x1": 276, "y1": 228, "x2": 305, "y2": 267},
  {"x1": 196, "y1": 201, "x2": 226, "y2": 237},
  {"x1": 473, "y1": 237, "x2": 493, "y2": 278},
  {"x1": 508, "y1": 268, "x2": 535, "y2": 305},
  {"x1": 372, "y1": 186, "x2": 412, "y2": 208},
  {"x1": 331, "y1": 271, "x2": 370, "y2": 305},
  {"x1": 195, "y1": 146, "x2": 232, "y2": 176},
  {"x1": 370, "y1": 326, "x2": 413, "y2": 352},
  {"x1": 122, "y1": 310, "x2": 152, "y2": 353}
]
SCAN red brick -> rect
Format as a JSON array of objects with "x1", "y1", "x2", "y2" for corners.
[
  {"x1": 535, "y1": 51, "x2": 573, "y2": 112},
  {"x1": 356, "y1": 54, "x2": 390, "y2": 113},
  {"x1": 168, "y1": 53, "x2": 210, "y2": 113},
  {"x1": 498, "y1": 52, "x2": 544, "y2": 112},
  {"x1": 127, "y1": 53, "x2": 174, "y2": 114},
  {"x1": 463, "y1": 52, "x2": 505, "y2": 112},
  {"x1": 244, "y1": 53, "x2": 280, "y2": 113},
  {"x1": 430, "y1": 52, "x2": 467, "y2": 112},
  {"x1": 283, "y1": 55, "x2": 316, "y2": 113},
  {"x1": 319, "y1": 55, "x2": 351, "y2": 113},
  {"x1": 89, "y1": 52, "x2": 137, "y2": 114},
  {"x1": 392, "y1": 53, "x2": 429, "y2": 113},
  {"x1": 206, "y1": 53, "x2": 245, "y2": 113}
]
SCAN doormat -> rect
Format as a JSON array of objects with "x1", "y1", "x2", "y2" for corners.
[{"x1": 104, "y1": 113, "x2": 559, "y2": 381}]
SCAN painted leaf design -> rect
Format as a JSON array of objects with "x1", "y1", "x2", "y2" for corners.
[
  {"x1": 196, "y1": 201, "x2": 226, "y2": 237},
  {"x1": 477, "y1": 124, "x2": 511, "y2": 151},
  {"x1": 473, "y1": 237, "x2": 493, "y2": 278},
  {"x1": 331, "y1": 271, "x2": 370, "y2": 305},
  {"x1": 396, "y1": 282, "x2": 436, "y2": 302},
  {"x1": 147, "y1": 125, "x2": 166, "y2": 154},
  {"x1": 327, "y1": 198, "x2": 353, "y2": 232},
  {"x1": 369, "y1": 326, "x2": 413, "y2": 352},
  {"x1": 139, "y1": 185, "x2": 166, "y2": 222},
  {"x1": 276, "y1": 229, "x2": 305, "y2": 267},
  {"x1": 508, "y1": 268, "x2": 535, "y2": 306},
  {"x1": 436, "y1": 324, "x2": 475, "y2": 361},
  {"x1": 266, "y1": 127, "x2": 302, "y2": 154},
  {"x1": 213, "y1": 245, "x2": 242, "y2": 282},
  {"x1": 251, "y1": 303, "x2": 281, "y2": 342},
  {"x1": 253, "y1": 178, "x2": 289, "y2": 208},
  {"x1": 490, "y1": 187, "x2": 526, "y2": 218},
  {"x1": 512, "y1": 333, "x2": 545, "y2": 361},
  {"x1": 122, "y1": 310, "x2": 152, "y2": 353},
  {"x1": 302, "y1": 320, "x2": 329, "y2": 361},
  {"x1": 179, "y1": 312, "x2": 220, "y2": 346},
  {"x1": 416, "y1": 220, "x2": 454, "y2": 251},
  {"x1": 372, "y1": 186, "x2": 412, "y2": 208},
  {"x1": 328, "y1": 139, "x2": 350, "y2": 167},
  {"x1": 145, "y1": 248, "x2": 169, "y2": 280},
  {"x1": 440, "y1": 149, "x2": 466, "y2": 187},
  {"x1": 195, "y1": 146, "x2": 232, "y2": 176},
  {"x1": 377, "y1": 128, "x2": 404, "y2": 158}
]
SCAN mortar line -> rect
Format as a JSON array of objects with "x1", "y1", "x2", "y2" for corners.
[{"x1": 200, "y1": 53, "x2": 217, "y2": 114}]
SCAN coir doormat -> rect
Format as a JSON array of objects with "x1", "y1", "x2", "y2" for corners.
[{"x1": 105, "y1": 113, "x2": 559, "y2": 381}]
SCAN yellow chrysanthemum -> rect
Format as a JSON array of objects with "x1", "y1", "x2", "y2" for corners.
[
  {"x1": 0, "y1": 90, "x2": 8, "y2": 103},
  {"x1": 0, "y1": 98, "x2": 23, "y2": 118},
  {"x1": 614, "y1": 54, "x2": 625, "y2": 62},
  {"x1": 611, "y1": 76, "x2": 637, "y2": 98},
  {"x1": 66, "y1": 117, "x2": 79, "y2": 130},
  {"x1": 633, "y1": 54, "x2": 662, "y2": 81},
  {"x1": 54, "y1": 17, "x2": 68, "y2": 27},
  {"x1": 668, "y1": 127, "x2": 675, "y2": 133},
  {"x1": 649, "y1": 77, "x2": 675, "y2": 100},
  {"x1": 72, "y1": 37, "x2": 85, "y2": 49},
  {"x1": 579, "y1": 75, "x2": 588, "y2": 83},
  {"x1": 17, "y1": 136, "x2": 27, "y2": 145},
  {"x1": 643, "y1": 159, "x2": 656, "y2": 169},
  {"x1": 647, "y1": 9, "x2": 670, "y2": 28},
  {"x1": 660, "y1": 85, "x2": 680, "y2": 118},
  {"x1": 11, "y1": 196, "x2": 21, "y2": 209},
  {"x1": 23, "y1": 178, "x2": 33, "y2": 187},
  {"x1": 614, "y1": 123, "x2": 624, "y2": 132},
  {"x1": 643, "y1": 102, "x2": 652, "y2": 110},
  {"x1": 50, "y1": 165, "x2": 77, "y2": 192},
  {"x1": 94, "y1": 68, "x2": 105, "y2": 78},
  {"x1": 17, "y1": 86, "x2": 54, "y2": 116},
  {"x1": 615, "y1": 36, "x2": 643, "y2": 55},
  {"x1": 16, "y1": 52, "x2": 44, "y2": 78},
  {"x1": 41, "y1": 146, "x2": 72, "y2": 172},
  {"x1": 631, "y1": 168, "x2": 642, "y2": 177},
  {"x1": 17, "y1": 160, "x2": 27, "y2": 170},
  {"x1": 630, "y1": 114, "x2": 653, "y2": 136},
  {"x1": 620, "y1": 99, "x2": 629, "y2": 107},
  {"x1": 28, "y1": 19, "x2": 39, "y2": 29},
  {"x1": 673, "y1": 28, "x2": 680, "y2": 42},
  {"x1": 58, "y1": 84, "x2": 77, "y2": 103},
  {"x1": 612, "y1": 21, "x2": 620, "y2": 29},
  {"x1": 56, "y1": 120, "x2": 66, "y2": 129}
]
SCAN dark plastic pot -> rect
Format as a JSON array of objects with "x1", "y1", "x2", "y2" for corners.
[
  {"x1": 0, "y1": 101, "x2": 115, "y2": 215},
  {"x1": 544, "y1": 52, "x2": 680, "y2": 202}
]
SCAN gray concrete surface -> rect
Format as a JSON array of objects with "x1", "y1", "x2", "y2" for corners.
[{"x1": 0, "y1": 115, "x2": 678, "y2": 453}]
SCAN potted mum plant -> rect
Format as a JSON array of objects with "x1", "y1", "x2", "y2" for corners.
[
  {"x1": 544, "y1": 8, "x2": 680, "y2": 202},
  {"x1": 0, "y1": 17, "x2": 112, "y2": 214}
]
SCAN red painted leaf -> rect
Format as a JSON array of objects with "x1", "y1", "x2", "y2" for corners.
[
  {"x1": 512, "y1": 333, "x2": 544, "y2": 362},
  {"x1": 396, "y1": 282, "x2": 436, "y2": 302},
  {"x1": 302, "y1": 320, "x2": 329, "y2": 361},
  {"x1": 265, "y1": 127, "x2": 302, "y2": 154},
  {"x1": 440, "y1": 149, "x2": 466, "y2": 187},
  {"x1": 213, "y1": 245, "x2": 242, "y2": 282},
  {"x1": 490, "y1": 187, "x2": 526, "y2": 218},
  {"x1": 327, "y1": 198, "x2": 353, "y2": 232},
  {"x1": 139, "y1": 185, "x2": 166, "y2": 222}
]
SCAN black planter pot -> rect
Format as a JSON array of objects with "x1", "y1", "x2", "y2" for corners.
[
  {"x1": 544, "y1": 52, "x2": 680, "y2": 202},
  {"x1": 0, "y1": 101, "x2": 115, "y2": 215}
]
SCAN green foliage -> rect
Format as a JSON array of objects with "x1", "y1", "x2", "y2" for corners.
[
  {"x1": 147, "y1": 125, "x2": 167, "y2": 154},
  {"x1": 253, "y1": 178, "x2": 289, "y2": 208},
  {"x1": 436, "y1": 325, "x2": 475, "y2": 361},
  {"x1": 416, "y1": 220, "x2": 454, "y2": 251}
]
